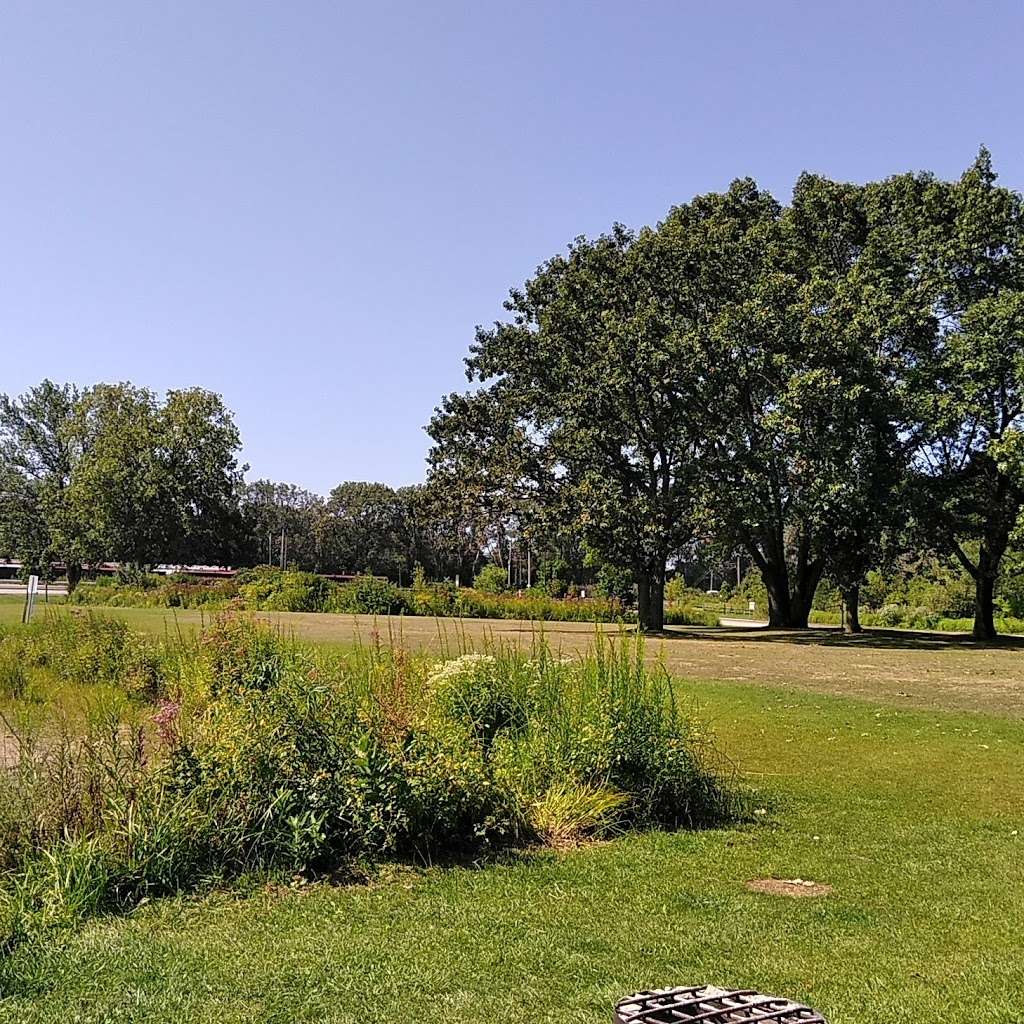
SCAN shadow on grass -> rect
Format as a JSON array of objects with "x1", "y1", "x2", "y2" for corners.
[{"x1": 658, "y1": 623, "x2": 1024, "y2": 652}]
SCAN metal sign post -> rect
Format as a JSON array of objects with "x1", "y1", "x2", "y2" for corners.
[{"x1": 22, "y1": 574, "x2": 39, "y2": 624}]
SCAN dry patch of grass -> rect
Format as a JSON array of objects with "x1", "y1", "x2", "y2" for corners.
[
  {"x1": 12, "y1": 602, "x2": 1021, "y2": 718},
  {"x1": 746, "y1": 878, "x2": 833, "y2": 898}
]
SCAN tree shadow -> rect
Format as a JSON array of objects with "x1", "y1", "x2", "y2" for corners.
[{"x1": 657, "y1": 623, "x2": 1024, "y2": 652}]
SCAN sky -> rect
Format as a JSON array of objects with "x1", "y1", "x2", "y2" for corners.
[{"x1": 2, "y1": 1, "x2": 1022, "y2": 494}]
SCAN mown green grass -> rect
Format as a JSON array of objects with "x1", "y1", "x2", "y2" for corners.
[
  {"x1": 9, "y1": 599, "x2": 1024, "y2": 717},
  {"x1": 0, "y1": 598, "x2": 25, "y2": 627},
  {"x1": 2, "y1": 678, "x2": 1021, "y2": 1023}
]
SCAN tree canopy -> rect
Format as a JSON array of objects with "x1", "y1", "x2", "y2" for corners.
[
  {"x1": 3, "y1": 155, "x2": 1022, "y2": 639},
  {"x1": 0, "y1": 381, "x2": 244, "y2": 585},
  {"x1": 429, "y1": 153, "x2": 1024, "y2": 635}
]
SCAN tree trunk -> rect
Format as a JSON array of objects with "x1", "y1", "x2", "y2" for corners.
[
  {"x1": 648, "y1": 576, "x2": 665, "y2": 631},
  {"x1": 842, "y1": 585, "x2": 862, "y2": 634},
  {"x1": 65, "y1": 562, "x2": 82, "y2": 594},
  {"x1": 960, "y1": 535, "x2": 1006, "y2": 642},
  {"x1": 973, "y1": 572, "x2": 997, "y2": 641},
  {"x1": 637, "y1": 575, "x2": 651, "y2": 630},
  {"x1": 760, "y1": 560, "x2": 822, "y2": 629},
  {"x1": 635, "y1": 567, "x2": 665, "y2": 632},
  {"x1": 763, "y1": 567, "x2": 793, "y2": 628}
]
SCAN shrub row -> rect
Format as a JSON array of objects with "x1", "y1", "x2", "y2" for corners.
[
  {"x1": 808, "y1": 608, "x2": 1024, "y2": 635},
  {"x1": 0, "y1": 614, "x2": 737, "y2": 960},
  {"x1": 664, "y1": 605, "x2": 720, "y2": 627},
  {"x1": 67, "y1": 568, "x2": 629, "y2": 623},
  {"x1": 0, "y1": 611, "x2": 169, "y2": 700}
]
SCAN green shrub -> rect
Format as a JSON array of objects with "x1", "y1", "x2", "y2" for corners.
[
  {"x1": 68, "y1": 581, "x2": 152, "y2": 608},
  {"x1": 595, "y1": 563, "x2": 633, "y2": 604},
  {"x1": 664, "y1": 605, "x2": 719, "y2": 627},
  {"x1": 474, "y1": 564, "x2": 509, "y2": 594},
  {"x1": 159, "y1": 577, "x2": 240, "y2": 608},
  {"x1": 664, "y1": 577, "x2": 709, "y2": 605},
  {"x1": 237, "y1": 567, "x2": 337, "y2": 612},
  {"x1": 324, "y1": 576, "x2": 405, "y2": 615},
  {"x1": 933, "y1": 615, "x2": 1024, "y2": 635},
  {"x1": 809, "y1": 607, "x2": 1024, "y2": 635},
  {"x1": 905, "y1": 606, "x2": 940, "y2": 630},
  {"x1": 29, "y1": 613, "x2": 164, "y2": 697},
  {"x1": 452, "y1": 588, "x2": 623, "y2": 622},
  {"x1": 62, "y1": 569, "x2": 628, "y2": 624},
  {"x1": 808, "y1": 610, "x2": 841, "y2": 625},
  {"x1": 404, "y1": 582, "x2": 456, "y2": 617},
  {"x1": 196, "y1": 613, "x2": 296, "y2": 697},
  {"x1": 528, "y1": 781, "x2": 626, "y2": 846},
  {"x1": 69, "y1": 575, "x2": 239, "y2": 610},
  {"x1": 876, "y1": 604, "x2": 904, "y2": 627},
  {"x1": 0, "y1": 636, "x2": 29, "y2": 698},
  {"x1": 935, "y1": 616, "x2": 974, "y2": 632},
  {"x1": 427, "y1": 654, "x2": 530, "y2": 746}
]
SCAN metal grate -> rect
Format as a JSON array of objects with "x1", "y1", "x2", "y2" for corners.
[{"x1": 615, "y1": 986, "x2": 828, "y2": 1024}]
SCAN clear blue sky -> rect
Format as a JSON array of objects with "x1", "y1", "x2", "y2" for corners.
[{"x1": 3, "y1": 1, "x2": 1022, "y2": 494}]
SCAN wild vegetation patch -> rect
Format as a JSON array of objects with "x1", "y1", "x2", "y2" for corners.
[{"x1": 0, "y1": 614, "x2": 736, "y2": 961}]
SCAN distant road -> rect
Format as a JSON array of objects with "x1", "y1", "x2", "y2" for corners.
[
  {"x1": 718, "y1": 615, "x2": 769, "y2": 628},
  {"x1": 0, "y1": 580, "x2": 68, "y2": 597}
]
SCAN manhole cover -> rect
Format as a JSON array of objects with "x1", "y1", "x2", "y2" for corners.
[{"x1": 615, "y1": 986, "x2": 827, "y2": 1023}]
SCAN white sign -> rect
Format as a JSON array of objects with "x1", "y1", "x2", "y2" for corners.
[
  {"x1": 23, "y1": 574, "x2": 39, "y2": 623},
  {"x1": 748, "y1": 600, "x2": 756, "y2": 612}
]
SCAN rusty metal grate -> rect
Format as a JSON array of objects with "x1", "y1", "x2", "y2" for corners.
[{"x1": 615, "y1": 986, "x2": 828, "y2": 1024}]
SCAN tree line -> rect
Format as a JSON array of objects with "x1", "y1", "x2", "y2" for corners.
[
  {"x1": 427, "y1": 151, "x2": 1024, "y2": 638},
  {"x1": 3, "y1": 152, "x2": 1021, "y2": 639},
  {"x1": 0, "y1": 383, "x2": 527, "y2": 587}
]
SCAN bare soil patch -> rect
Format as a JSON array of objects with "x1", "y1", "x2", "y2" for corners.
[{"x1": 746, "y1": 878, "x2": 833, "y2": 898}]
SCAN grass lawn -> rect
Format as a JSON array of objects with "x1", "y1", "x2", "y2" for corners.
[
  {"x1": 6, "y1": 598, "x2": 1023, "y2": 717},
  {"x1": 0, "y1": 598, "x2": 23, "y2": 625},
  {"x1": 2, "y1": 666, "x2": 1022, "y2": 1023}
]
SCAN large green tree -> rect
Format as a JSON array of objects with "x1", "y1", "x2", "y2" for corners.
[
  {"x1": 323, "y1": 481, "x2": 414, "y2": 581},
  {"x1": 430, "y1": 172, "x2": 940, "y2": 630},
  {"x1": 909, "y1": 152, "x2": 1024, "y2": 639},
  {"x1": 239, "y1": 480, "x2": 327, "y2": 569},
  {"x1": 429, "y1": 221, "x2": 713, "y2": 630},
  {"x1": 0, "y1": 381, "x2": 86, "y2": 586},
  {"x1": 396, "y1": 482, "x2": 483, "y2": 583},
  {"x1": 762, "y1": 173, "x2": 927, "y2": 630},
  {"x1": 670, "y1": 176, "x2": 928, "y2": 628},
  {"x1": 62, "y1": 384, "x2": 244, "y2": 569},
  {"x1": 0, "y1": 381, "x2": 244, "y2": 580}
]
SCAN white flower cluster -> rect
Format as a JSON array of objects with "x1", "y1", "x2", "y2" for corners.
[{"x1": 426, "y1": 653, "x2": 497, "y2": 689}]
